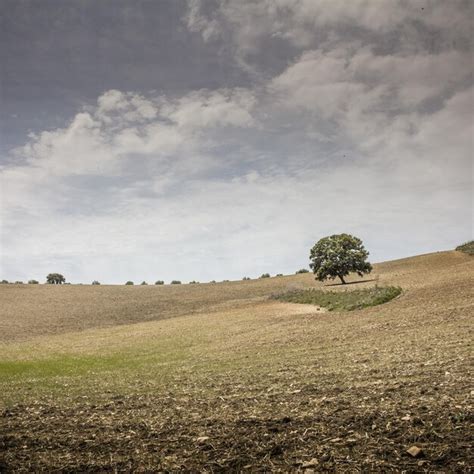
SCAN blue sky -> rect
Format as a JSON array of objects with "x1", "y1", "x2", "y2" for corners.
[{"x1": 1, "y1": 0, "x2": 472, "y2": 284}]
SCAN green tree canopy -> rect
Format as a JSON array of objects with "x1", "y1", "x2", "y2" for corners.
[
  {"x1": 46, "y1": 273, "x2": 65, "y2": 284},
  {"x1": 309, "y1": 234, "x2": 372, "y2": 284}
]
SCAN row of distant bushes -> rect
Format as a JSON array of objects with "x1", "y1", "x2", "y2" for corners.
[
  {"x1": 125, "y1": 280, "x2": 180, "y2": 285},
  {"x1": 124, "y1": 270, "x2": 310, "y2": 285},
  {"x1": 1, "y1": 279, "x2": 40, "y2": 284},
  {"x1": 1, "y1": 269, "x2": 313, "y2": 286},
  {"x1": 120, "y1": 269, "x2": 311, "y2": 285}
]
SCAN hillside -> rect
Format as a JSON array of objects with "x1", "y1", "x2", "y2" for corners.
[{"x1": 1, "y1": 250, "x2": 473, "y2": 471}]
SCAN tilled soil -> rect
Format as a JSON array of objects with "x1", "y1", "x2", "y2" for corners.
[{"x1": 2, "y1": 378, "x2": 472, "y2": 472}]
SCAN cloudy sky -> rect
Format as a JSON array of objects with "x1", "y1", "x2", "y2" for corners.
[{"x1": 1, "y1": 0, "x2": 472, "y2": 284}]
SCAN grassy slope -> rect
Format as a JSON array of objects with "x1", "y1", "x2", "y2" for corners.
[
  {"x1": 456, "y1": 240, "x2": 474, "y2": 255},
  {"x1": 274, "y1": 286, "x2": 402, "y2": 311},
  {"x1": 1, "y1": 250, "x2": 473, "y2": 471}
]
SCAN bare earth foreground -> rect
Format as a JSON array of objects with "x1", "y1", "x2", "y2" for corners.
[{"x1": 1, "y1": 251, "x2": 473, "y2": 472}]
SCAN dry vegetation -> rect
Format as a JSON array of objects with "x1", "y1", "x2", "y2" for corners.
[{"x1": 1, "y1": 250, "x2": 473, "y2": 471}]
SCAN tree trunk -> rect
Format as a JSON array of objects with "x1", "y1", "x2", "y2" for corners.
[{"x1": 339, "y1": 275, "x2": 346, "y2": 284}]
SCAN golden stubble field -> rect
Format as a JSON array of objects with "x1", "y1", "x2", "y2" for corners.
[{"x1": 1, "y1": 250, "x2": 473, "y2": 471}]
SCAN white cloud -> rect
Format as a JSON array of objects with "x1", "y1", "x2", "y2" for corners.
[
  {"x1": 96, "y1": 90, "x2": 158, "y2": 124},
  {"x1": 185, "y1": 0, "x2": 472, "y2": 52},
  {"x1": 9, "y1": 87, "x2": 256, "y2": 178},
  {"x1": 269, "y1": 47, "x2": 473, "y2": 186},
  {"x1": 161, "y1": 88, "x2": 256, "y2": 130},
  {"x1": 185, "y1": 0, "x2": 221, "y2": 42},
  {"x1": 16, "y1": 112, "x2": 117, "y2": 176},
  {"x1": 271, "y1": 48, "x2": 471, "y2": 117}
]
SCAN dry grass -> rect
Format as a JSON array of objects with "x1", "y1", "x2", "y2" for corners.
[{"x1": 1, "y1": 250, "x2": 473, "y2": 471}]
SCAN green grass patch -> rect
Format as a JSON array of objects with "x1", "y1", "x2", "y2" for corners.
[
  {"x1": 0, "y1": 346, "x2": 189, "y2": 381},
  {"x1": 0, "y1": 354, "x2": 141, "y2": 380},
  {"x1": 273, "y1": 286, "x2": 402, "y2": 311},
  {"x1": 455, "y1": 241, "x2": 474, "y2": 255}
]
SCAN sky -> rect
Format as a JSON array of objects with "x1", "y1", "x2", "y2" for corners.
[{"x1": 0, "y1": 0, "x2": 472, "y2": 284}]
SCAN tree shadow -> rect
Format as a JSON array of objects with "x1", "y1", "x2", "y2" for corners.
[{"x1": 325, "y1": 278, "x2": 377, "y2": 287}]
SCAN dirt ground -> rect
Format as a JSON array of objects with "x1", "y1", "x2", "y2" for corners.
[{"x1": 1, "y1": 250, "x2": 473, "y2": 472}]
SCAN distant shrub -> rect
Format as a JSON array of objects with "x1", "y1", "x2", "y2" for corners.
[
  {"x1": 125, "y1": 281, "x2": 134, "y2": 285},
  {"x1": 276, "y1": 273, "x2": 283, "y2": 277},
  {"x1": 222, "y1": 279, "x2": 230, "y2": 282},
  {"x1": 210, "y1": 280, "x2": 216, "y2": 283},
  {"x1": 140, "y1": 281, "x2": 148, "y2": 285},
  {"x1": 1, "y1": 280, "x2": 8, "y2": 284},
  {"x1": 296, "y1": 268, "x2": 309, "y2": 274},
  {"x1": 155, "y1": 280, "x2": 164, "y2": 285},
  {"x1": 92, "y1": 280, "x2": 100, "y2": 285},
  {"x1": 15, "y1": 281, "x2": 24, "y2": 284},
  {"x1": 171, "y1": 280, "x2": 181, "y2": 285},
  {"x1": 28, "y1": 280, "x2": 39, "y2": 284},
  {"x1": 456, "y1": 241, "x2": 474, "y2": 255},
  {"x1": 259, "y1": 273, "x2": 271, "y2": 279},
  {"x1": 242, "y1": 276, "x2": 251, "y2": 281},
  {"x1": 189, "y1": 280, "x2": 199, "y2": 284}
]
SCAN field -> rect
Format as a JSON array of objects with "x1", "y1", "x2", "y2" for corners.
[{"x1": 1, "y1": 250, "x2": 473, "y2": 472}]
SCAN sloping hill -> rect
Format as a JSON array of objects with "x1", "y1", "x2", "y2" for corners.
[
  {"x1": 1, "y1": 250, "x2": 473, "y2": 471},
  {"x1": 1, "y1": 250, "x2": 470, "y2": 342}
]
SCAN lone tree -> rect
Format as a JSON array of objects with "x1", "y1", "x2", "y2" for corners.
[
  {"x1": 309, "y1": 234, "x2": 372, "y2": 285},
  {"x1": 46, "y1": 273, "x2": 65, "y2": 284}
]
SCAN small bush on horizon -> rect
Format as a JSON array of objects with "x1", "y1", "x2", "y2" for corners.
[
  {"x1": 15, "y1": 281, "x2": 24, "y2": 284},
  {"x1": 125, "y1": 281, "x2": 134, "y2": 285},
  {"x1": 242, "y1": 277, "x2": 251, "y2": 280},
  {"x1": 1, "y1": 280, "x2": 8, "y2": 284},
  {"x1": 28, "y1": 280, "x2": 39, "y2": 284},
  {"x1": 276, "y1": 273, "x2": 284, "y2": 277},
  {"x1": 92, "y1": 280, "x2": 100, "y2": 285},
  {"x1": 189, "y1": 281, "x2": 199, "y2": 284},
  {"x1": 296, "y1": 268, "x2": 309, "y2": 274},
  {"x1": 140, "y1": 281, "x2": 148, "y2": 285},
  {"x1": 260, "y1": 273, "x2": 271, "y2": 279},
  {"x1": 155, "y1": 280, "x2": 164, "y2": 285},
  {"x1": 171, "y1": 280, "x2": 181, "y2": 285}
]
